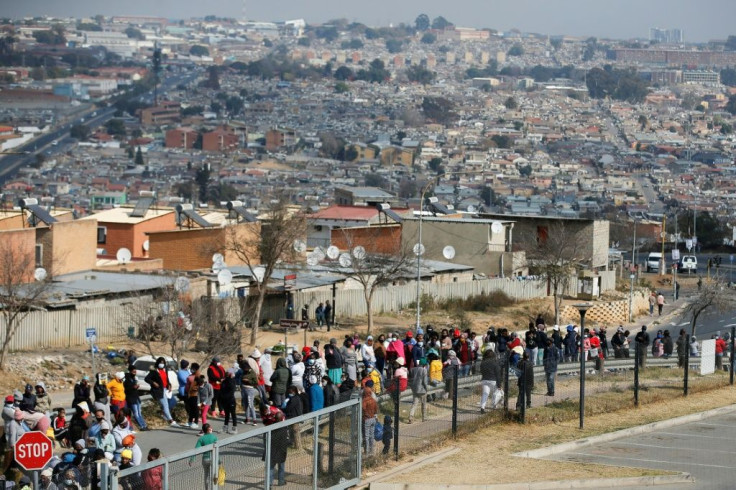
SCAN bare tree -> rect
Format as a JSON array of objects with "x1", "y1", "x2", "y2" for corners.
[
  {"x1": 522, "y1": 222, "x2": 583, "y2": 325},
  {"x1": 0, "y1": 240, "x2": 54, "y2": 370},
  {"x1": 684, "y1": 277, "x2": 733, "y2": 337},
  {"x1": 331, "y1": 227, "x2": 414, "y2": 334},
  {"x1": 224, "y1": 197, "x2": 307, "y2": 345}
]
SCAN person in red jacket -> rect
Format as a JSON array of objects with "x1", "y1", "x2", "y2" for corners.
[
  {"x1": 207, "y1": 357, "x2": 226, "y2": 418},
  {"x1": 715, "y1": 334, "x2": 727, "y2": 370}
]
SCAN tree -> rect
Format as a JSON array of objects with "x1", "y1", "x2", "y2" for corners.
[
  {"x1": 420, "y1": 33, "x2": 436, "y2": 44},
  {"x1": 124, "y1": 26, "x2": 144, "y2": 40},
  {"x1": 721, "y1": 68, "x2": 736, "y2": 87},
  {"x1": 431, "y1": 16, "x2": 452, "y2": 30},
  {"x1": 297, "y1": 37, "x2": 310, "y2": 47},
  {"x1": 422, "y1": 96, "x2": 457, "y2": 124},
  {"x1": 386, "y1": 39, "x2": 403, "y2": 54},
  {"x1": 504, "y1": 97, "x2": 518, "y2": 110},
  {"x1": 134, "y1": 146, "x2": 144, "y2": 166},
  {"x1": 523, "y1": 222, "x2": 583, "y2": 325},
  {"x1": 406, "y1": 65, "x2": 435, "y2": 85},
  {"x1": 507, "y1": 43, "x2": 524, "y2": 57},
  {"x1": 195, "y1": 165, "x2": 210, "y2": 203},
  {"x1": 415, "y1": 14, "x2": 430, "y2": 31},
  {"x1": 480, "y1": 186, "x2": 495, "y2": 206},
  {"x1": 398, "y1": 178, "x2": 417, "y2": 198},
  {"x1": 364, "y1": 173, "x2": 387, "y2": 188},
  {"x1": 684, "y1": 278, "x2": 732, "y2": 338},
  {"x1": 428, "y1": 157, "x2": 443, "y2": 174},
  {"x1": 70, "y1": 124, "x2": 90, "y2": 141},
  {"x1": 77, "y1": 23, "x2": 102, "y2": 31},
  {"x1": 105, "y1": 118, "x2": 126, "y2": 137},
  {"x1": 330, "y1": 230, "x2": 414, "y2": 333},
  {"x1": 224, "y1": 197, "x2": 306, "y2": 344},
  {"x1": 0, "y1": 240, "x2": 55, "y2": 370},
  {"x1": 32, "y1": 25, "x2": 65, "y2": 45},
  {"x1": 638, "y1": 115, "x2": 648, "y2": 130},
  {"x1": 225, "y1": 96, "x2": 243, "y2": 115},
  {"x1": 334, "y1": 66, "x2": 354, "y2": 81},
  {"x1": 726, "y1": 95, "x2": 736, "y2": 116},
  {"x1": 334, "y1": 81, "x2": 349, "y2": 93},
  {"x1": 189, "y1": 45, "x2": 210, "y2": 57}
]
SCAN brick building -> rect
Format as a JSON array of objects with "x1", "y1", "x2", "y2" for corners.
[
  {"x1": 140, "y1": 101, "x2": 181, "y2": 127},
  {"x1": 165, "y1": 127, "x2": 198, "y2": 149},
  {"x1": 84, "y1": 206, "x2": 177, "y2": 259},
  {"x1": 202, "y1": 126, "x2": 241, "y2": 152},
  {"x1": 265, "y1": 128, "x2": 297, "y2": 151}
]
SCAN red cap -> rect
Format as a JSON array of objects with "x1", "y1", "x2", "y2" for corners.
[
  {"x1": 4, "y1": 395, "x2": 13, "y2": 403},
  {"x1": 454, "y1": 329, "x2": 461, "y2": 337},
  {"x1": 406, "y1": 331, "x2": 413, "y2": 338},
  {"x1": 302, "y1": 346, "x2": 311, "y2": 356}
]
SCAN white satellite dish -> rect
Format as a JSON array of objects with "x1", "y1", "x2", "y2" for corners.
[
  {"x1": 338, "y1": 253, "x2": 353, "y2": 268},
  {"x1": 293, "y1": 240, "x2": 307, "y2": 253},
  {"x1": 326, "y1": 245, "x2": 340, "y2": 260},
  {"x1": 116, "y1": 248, "x2": 132, "y2": 264},
  {"x1": 34, "y1": 267, "x2": 47, "y2": 282},
  {"x1": 217, "y1": 269, "x2": 233, "y2": 286},
  {"x1": 491, "y1": 221, "x2": 503, "y2": 234},
  {"x1": 212, "y1": 253, "x2": 224, "y2": 264},
  {"x1": 467, "y1": 205, "x2": 477, "y2": 213},
  {"x1": 306, "y1": 255, "x2": 319, "y2": 267},
  {"x1": 253, "y1": 266, "x2": 266, "y2": 283},
  {"x1": 413, "y1": 243, "x2": 426, "y2": 256},
  {"x1": 313, "y1": 247, "x2": 326, "y2": 261},
  {"x1": 352, "y1": 245, "x2": 366, "y2": 260},
  {"x1": 175, "y1": 276, "x2": 190, "y2": 293},
  {"x1": 443, "y1": 245, "x2": 456, "y2": 260},
  {"x1": 142, "y1": 240, "x2": 150, "y2": 252}
]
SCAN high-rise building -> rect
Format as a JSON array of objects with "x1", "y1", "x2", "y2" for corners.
[{"x1": 649, "y1": 28, "x2": 684, "y2": 44}]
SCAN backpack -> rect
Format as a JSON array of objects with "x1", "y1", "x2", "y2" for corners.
[{"x1": 374, "y1": 420, "x2": 383, "y2": 441}]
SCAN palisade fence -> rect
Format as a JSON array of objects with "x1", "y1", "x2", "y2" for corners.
[
  {"x1": 1, "y1": 271, "x2": 616, "y2": 351},
  {"x1": 103, "y1": 398, "x2": 362, "y2": 490}
]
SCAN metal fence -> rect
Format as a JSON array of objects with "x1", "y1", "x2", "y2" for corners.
[{"x1": 104, "y1": 398, "x2": 361, "y2": 490}]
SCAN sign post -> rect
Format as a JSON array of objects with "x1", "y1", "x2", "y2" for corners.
[
  {"x1": 86, "y1": 328, "x2": 97, "y2": 376},
  {"x1": 15, "y1": 431, "x2": 54, "y2": 487},
  {"x1": 280, "y1": 319, "x2": 309, "y2": 351}
]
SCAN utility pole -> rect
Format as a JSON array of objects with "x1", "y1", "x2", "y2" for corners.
[
  {"x1": 660, "y1": 215, "x2": 666, "y2": 276},
  {"x1": 632, "y1": 217, "x2": 637, "y2": 277}
]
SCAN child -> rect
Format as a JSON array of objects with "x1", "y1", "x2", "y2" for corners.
[
  {"x1": 197, "y1": 375, "x2": 214, "y2": 435},
  {"x1": 53, "y1": 407, "x2": 69, "y2": 448},
  {"x1": 381, "y1": 415, "x2": 393, "y2": 455}
]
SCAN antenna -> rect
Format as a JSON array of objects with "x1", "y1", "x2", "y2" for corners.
[{"x1": 116, "y1": 248, "x2": 132, "y2": 264}]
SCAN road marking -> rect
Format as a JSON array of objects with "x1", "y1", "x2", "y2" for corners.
[
  {"x1": 613, "y1": 441, "x2": 736, "y2": 455},
  {"x1": 658, "y1": 431, "x2": 736, "y2": 441},
  {"x1": 678, "y1": 322, "x2": 689, "y2": 327},
  {"x1": 561, "y1": 452, "x2": 734, "y2": 469},
  {"x1": 693, "y1": 422, "x2": 736, "y2": 429}
]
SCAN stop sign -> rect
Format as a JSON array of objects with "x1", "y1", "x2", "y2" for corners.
[{"x1": 15, "y1": 431, "x2": 53, "y2": 471}]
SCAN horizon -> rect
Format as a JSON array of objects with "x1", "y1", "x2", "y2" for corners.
[{"x1": 4, "y1": 0, "x2": 735, "y2": 43}]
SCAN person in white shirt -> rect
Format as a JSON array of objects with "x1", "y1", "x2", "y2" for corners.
[{"x1": 361, "y1": 336, "x2": 376, "y2": 368}]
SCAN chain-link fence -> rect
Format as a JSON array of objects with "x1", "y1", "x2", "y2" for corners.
[{"x1": 106, "y1": 398, "x2": 361, "y2": 490}]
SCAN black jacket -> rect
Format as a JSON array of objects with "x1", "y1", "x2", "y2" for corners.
[
  {"x1": 220, "y1": 377, "x2": 236, "y2": 402},
  {"x1": 283, "y1": 394, "x2": 303, "y2": 419},
  {"x1": 144, "y1": 369, "x2": 171, "y2": 400},
  {"x1": 123, "y1": 373, "x2": 141, "y2": 404}
]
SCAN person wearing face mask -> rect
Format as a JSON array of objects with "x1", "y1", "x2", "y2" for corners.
[
  {"x1": 303, "y1": 352, "x2": 321, "y2": 394},
  {"x1": 39, "y1": 468, "x2": 58, "y2": 490},
  {"x1": 144, "y1": 357, "x2": 178, "y2": 427},
  {"x1": 206, "y1": 357, "x2": 226, "y2": 418},
  {"x1": 59, "y1": 468, "x2": 82, "y2": 490},
  {"x1": 412, "y1": 334, "x2": 426, "y2": 367},
  {"x1": 308, "y1": 368, "x2": 324, "y2": 413}
]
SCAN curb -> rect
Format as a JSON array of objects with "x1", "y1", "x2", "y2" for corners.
[
  {"x1": 514, "y1": 402, "x2": 736, "y2": 459},
  {"x1": 369, "y1": 473, "x2": 694, "y2": 489},
  {"x1": 357, "y1": 446, "x2": 460, "y2": 489}
]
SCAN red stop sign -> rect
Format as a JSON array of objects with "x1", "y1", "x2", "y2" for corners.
[{"x1": 15, "y1": 431, "x2": 53, "y2": 471}]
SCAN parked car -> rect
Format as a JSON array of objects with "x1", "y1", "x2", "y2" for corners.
[
  {"x1": 679, "y1": 255, "x2": 698, "y2": 274},
  {"x1": 132, "y1": 355, "x2": 179, "y2": 393},
  {"x1": 646, "y1": 252, "x2": 663, "y2": 273}
]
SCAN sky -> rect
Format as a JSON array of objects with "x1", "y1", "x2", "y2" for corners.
[{"x1": 5, "y1": 0, "x2": 735, "y2": 42}]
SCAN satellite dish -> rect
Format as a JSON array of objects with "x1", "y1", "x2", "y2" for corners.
[
  {"x1": 217, "y1": 269, "x2": 233, "y2": 286},
  {"x1": 413, "y1": 243, "x2": 426, "y2": 256},
  {"x1": 212, "y1": 253, "x2": 224, "y2": 264},
  {"x1": 326, "y1": 245, "x2": 340, "y2": 260},
  {"x1": 443, "y1": 245, "x2": 456, "y2": 260},
  {"x1": 142, "y1": 240, "x2": 150, "y2": 252},
  {"x1": 491, "y1": 221, "x2": 503, "y2": 234},
  {"x1": 253, "y1": 266, "x2": 266, "y2": 283},
  {"x1": 352, "y1": 246, "x2": 366, "y2": 260},
  {"x1": 34, "y1": 267, "x2": 47, "y2": 281},
  {"x1": 306, "y1": 255, "x2": 319, "y2": 267},
  {"x1": 338, "y1": 253, "x2": 353, "y2": 268},
  {"x1": 116, "y1": 248, "x2": 132, "y2": 264},
  {"x1": 293, "y1": 240, "x2": 307, "y2": 253},
  {"x1": 313, "y1": 247, "x2": 326, "y2": 261},
  {"x1": 467, "y1": 205, "x2": 477, "y2": 213},
  {"x1": 175, "y1": 276, "x2": 190, "y2": 293}
]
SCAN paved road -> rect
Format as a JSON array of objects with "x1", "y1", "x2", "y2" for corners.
[{"x1": 545, "y1": 410, "x2": 736, "y2": 489}]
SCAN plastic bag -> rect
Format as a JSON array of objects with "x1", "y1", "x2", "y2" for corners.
[
  {"x1": 374, "y1": 420, "x2": 383, "y2": 441},
  {"x1": 216, "y1": 463, "x2": 226, "y2": 485},
  {"x1": 491, "y1": 388, "x2": 504, "y2": 408}
]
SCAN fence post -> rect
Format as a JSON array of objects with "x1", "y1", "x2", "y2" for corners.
[
  {"x1": 99, "y1": 461, "x2": 109, "y2": 490},
  {"x1": 356, "y1": 399, "x2": 362, "y2": 478},
  {"x1": 634, "y1": 344, "x2": 639, "y2": 406},
  {"x1": 265, "y1": 431, "x2": 272, "y2": 490},
  {"x1": 312, "y1": 415, "x2": 319, "y2": 489},
  {"x1": 451, "y1": 365, "x2": 459, "y2": 435},
  {"x1": 328, "y1": 411, "x2": 336, "y2": 473},
  {"x1": 163, "y1": 459, "x2": 169, "y2": 490},
  {"x1": 519, "y1": 362, "x2": 526, "y2": 424},
  {"x1": 730, "y1": 326, "x2": 735, "y2": 385},
  {"x1": 684, "y1": 334, "x2": 690, "y2": 396},
  {"x1": 503, "y1": 353, "x2": 510, "y2": 415},
  {"x1": 213, "y1": 445, "x2": 220, "y2": 489},
  {"x1": 393, "y1": 378, "x2": 400, "y2": 461}
]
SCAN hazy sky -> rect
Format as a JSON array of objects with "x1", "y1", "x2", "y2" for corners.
[{"x1": 5, "y1": 0, "x2": 735, "y2": 42}]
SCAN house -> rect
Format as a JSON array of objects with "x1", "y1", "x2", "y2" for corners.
[
  {"x1": 202, "y1": 126, "x2": 241, "y2": 152},
  {"x1": 334, "y1": 186, "x2": 397, "y2": 207},
  {"x1": 140, "y1": 101, "x2": 181, "y2": 127},
  {"x1": 165, "y1": 127, "x2": 198, "y2": 149},
  {"x1": 265, "y1": 128, "x2": 297, "y2": 151}
]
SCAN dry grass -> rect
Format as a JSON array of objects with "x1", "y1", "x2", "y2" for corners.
[{"x1": 381, "y1": 372, "x2": 736, "y2": 485}]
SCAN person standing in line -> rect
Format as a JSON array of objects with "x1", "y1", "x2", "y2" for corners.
[
  {"x1": 516, "y1": 353, "x2": 534, "y2": 410},
  {"x1": 315, "y1": 303, "x2": 325, "y2": 328},
  {"x1": 190, "y1": 424, "x2": 217, "y2": 490},
  {"x1": 197, "y1": 376, "x2": 213, "y2": 435},
  {"x1": 663, "y1": 330, "x2": 674, "y2": 359},
  {"x1": 543, "y1": 338, "x2": 559, "y2": 396},
  {"x1": 479, "y1": 349, "x2": 500, "y2": 413},
  {"x1": 207, "y1": 357, "x2": 226, "y2": 418},
  {"x1": 324, "y1": 300, "x2": 333, "y2": 331},
  {"x1": 361, "y1": 382, "x2": 378, "y2": 455},
  {"x1": 408, "y1": 358, "x2": 428, "y2": 423},
  {"x1": 184, "y1": 363, "x2": 201, "y2": 429},
  {"x1": 220, "y1": 369, "x2": 238, "y2": 434},
  {"x1": 657, "y1": 292, "x2": 665, "y2": 316},
  {"x1": 144, "y1": 357, "x2": 178, "y2": 426},
  {"x1": 635, "y1": 326, "x2": 650, "y2": 370},
  {"x1": 123, "y1": 365, "x2": 148, "y2": 431}
]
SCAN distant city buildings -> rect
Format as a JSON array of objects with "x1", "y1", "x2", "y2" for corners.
[{"x1": 649, "y1": 27, "x2": 684, "y2": 44}]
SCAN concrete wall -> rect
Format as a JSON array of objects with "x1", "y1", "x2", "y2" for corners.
[
  {"x1": 36, "y1": 219, "x2": 97, "y2": 275},
  {"x1": 0, "y1": 228, "x2": 36, "y2": 283},
  {"x1": 101, "y1": 213, "x2": 177, "y2": 259}
]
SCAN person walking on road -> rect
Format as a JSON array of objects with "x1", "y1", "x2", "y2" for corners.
[
  {"x1": 657, "y1": 292, "x2": 665, "y2": 316},
  {"x1": 635, "y1": 326, "x2": 650, "y2": 369},
  {"x1": 649, "y1": 292, "x2": 656, "y2": 316}
]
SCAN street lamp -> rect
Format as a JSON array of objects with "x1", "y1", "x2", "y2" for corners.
[
  {"x1": 628, "y1": 273, "x2": 635, "y2": 322},
  {"x1": 575, "y1": 303, "x2": 592, "y2": 429},
  {"x1": 415, "y1": 182, "x2": 434, "y2": 330}
]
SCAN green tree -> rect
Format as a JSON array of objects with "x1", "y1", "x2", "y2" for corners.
[
  {"x1": 726, "y1": 35, "x2": 736, "y2": 51},
  {"x1": 77, "y1": 22, "x2": 102, "y2": 31},
  {"x1": 225, "y1": 96, "x2": 243, "y2": 115},
  {"x1": 726, "y1": 95, "x2": 736, "y2": 115},
  {"x1": 125, "y1": 26, "x2": 144, "y2": 39},
  {"x1": 504, "y1": 97, "x2": 518, "y2": 110},
  {"x1": 386, "y1": 39, "x2": 403, "y2": 53},
  {"x1": 105, "y1": 118, "x2": 126, "y2": 137},
  {"x1": 335, "y1": 81, "x2": 350, "y2": 93},
  {"x1": 70, "y1": 124, "x2": 90, "y2": 141},
  {"x1": 507, "y1": 43, "x2": 524, "y2": 57},
  {"x1": 406, "y1": 65, "x2": 435, "y2": 85},
  {"x1": 334, "y1": 66, "x2": 354, "y2": 81},
  {"x1": 189, "y1": 45, "x2": 210, "y2": 57},
  {"x1": 431, "y1": 16, "x2": 452, "y2": 30},
  {"x1": 421, "y1": 96, "x2": 457, "y2": 124},
  {"x1": 415, "y1": 13, "x2": 430, "y2": 31},
  {"x1": 480, "y1": 186, "x2": 495, "y2": 206},
  {"x1": 420, "y1": 32, "x2": 436, "y2": 44},
  {"x1": 491, "y1": 135, "x2": 511, "y2": 149},
  {"x1": 297, "y1": 37, "x2": 310, "y2": 47},
  {"x1": 134, "y1": 146, "x2": 144, "y2": 166},
  {"x1": 195, "y1": 165, "x2": 211, "y2": 203},
  {"x1": 638, "y1": 115, "x2": 648, "y2": 130},
  {"x1": 721, "y1": 68, "x2": 736, "y2": 87},
  {"x1": 428, "y1": 157, "x2": 443, "y2": 173}
]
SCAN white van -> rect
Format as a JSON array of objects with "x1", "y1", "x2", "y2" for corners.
[
  {"x1": 646, "y1": 252, "x2": 663, "y2": 273},
  {"x1": 679, "y1": 255, "x2": 697, "y2": 273}
]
